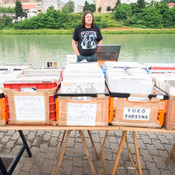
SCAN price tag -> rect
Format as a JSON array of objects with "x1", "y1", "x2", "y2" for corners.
[
  {"x1": 14, "y1": 96, "x2": 45, "y2": 121},
  {"x1": 67, "y1": 103, "x2": 97, "y2": 126},
  {"x1": 123, "y1": 107, "x2": 150, "y2": 121}
]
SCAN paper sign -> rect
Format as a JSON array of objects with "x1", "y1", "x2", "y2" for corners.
[
  {"x1": 14, "y1": 96, "x2": 45, "y2": 121},
  {"x1": 67, "y1": 103, "x2": 97, "y2": 126},
  {"x1": 123, "y1": 107, "x2": 150, "y2": 121}
]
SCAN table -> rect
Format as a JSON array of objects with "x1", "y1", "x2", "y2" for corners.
[
  {"x1": 0, "y1": 125, "x2": 175, "y2": 175},
  {"x1": 0, "y1": 130, "x2": 32, "y2": 175}
]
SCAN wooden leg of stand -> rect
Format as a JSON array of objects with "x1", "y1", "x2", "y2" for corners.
[
  {"x1": 132, "y1": 131, "x2": 143, "y2": 175},
  {"x1": 111, "y1": 131, "x2": 127, "y2": 175},
  {"x1": 125, "y1": 136, "x2": 139, "y2": 175},
  {"x1": 56, "y1": 130, "x2": 67, "y2": 159},
  {"x1": 60, "y1": 130, "x2": 67, "y2": 147},
  {"x1": 79, "y1": 130, "x2": 97, "y2": 175},
  {"x1": 55, "y1": 130, "x2": 71, "y2": 175},
  {"x1": 101, "y1": 151, "x2": 107, "y2": 175},
  {"x1": 87, "y1": 130, "x2": 99, "y2": 160},
  {"x1": 99, "y1": 130, "x2": 108, "y2": 160},
  {"x1": 166, "y1": 143, "x2": 175, "y2": 165}
]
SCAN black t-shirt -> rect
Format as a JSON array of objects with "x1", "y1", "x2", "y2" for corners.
[{"x1": 73, "y1": 24, "x2": 103, "y2": 56}]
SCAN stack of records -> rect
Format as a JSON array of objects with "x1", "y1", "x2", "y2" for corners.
[{"x1": 61, "y1": 62, "x2": 105, "y2": 93}]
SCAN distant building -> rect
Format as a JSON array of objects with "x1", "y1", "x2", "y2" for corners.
[
  {"x1": 22, "y1": 4, "x2": 36, "y2": 13},
  {"x1": 168, "y1": 2, "x2": 175, "y2": 8},
  {"x1": 74, "y1": 4, "x2": 83, "y2": 13},
  {"x1": 42, "y1": 0, "x2": 58, "y2": 13},
  {"x1": 0, "y1": 0, "x2": 36, "y2": 8},
  {"x1": 58, "y1": 0, "x2": 65, "y2": 11},
  {"x1": 94, "y1": 0, "x2": 117, "y2": 13},
  {"x1": 94, "y1": 0, "x2": 161, "y2": 13},
  {"x1": 0, "y1": 0, "x2": 76, "y2": 13},
  {"x1": 0, "y1": 12, "x2": 15, "y2": 19},
  {"x1": 27, "y1": 11, "x2": 37, "y2": 18},
  {"x1": 36, "y1": 0, "x2": 42, "y2": 13}
]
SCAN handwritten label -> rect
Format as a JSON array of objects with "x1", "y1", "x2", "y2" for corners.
[
  {"x1": 123, "y1": 108, "x2": 150, "y2": 121},
  {"x1": 14, "y1": 96, "x2": 45, "y2": 121},
  {"x1": 67, "y1": 103, "x2": 97, "y2": 126}
]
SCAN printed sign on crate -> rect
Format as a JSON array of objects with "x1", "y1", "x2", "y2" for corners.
[
  {"x1": 14, "y1": 96, "x2": 45, "y2": 121},
  {"x1": 67, "y1": 103, "x2": 97, "y2": 126},
  {"x1": 123, "y1": 107, "x2": 151, "y2": 121}
]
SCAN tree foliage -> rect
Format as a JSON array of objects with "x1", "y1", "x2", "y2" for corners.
[
  {"x1": 98, "y1": 7, "x2": 101, "y2": 13},
  {"x1": 0, "y1": 15, "x2": 12, "y2": 29},
  {"x1": 115, "y1": 4, "x2": 132, "y2": 20},
  {"x1": 115, "y1": 2, "x2": 175, "y2": 28},
  {"x1": 141, "y1": 6, "x2": 163, "y2": 28},
  {"x1": 107, "y1": 6, "x2": 111, "y2": 11},
  {"x1": 15, "y1": 0, "x2": 24, "y2": 18},
  {"x1": 63, "y1": 0, "x2": 74, "y2": 13},
  {"x1": 0, "y1": 7, "x2": 15, "y2": 13},
  {"x1": 137, "y1": 0, "x2": 146, "y2": 9},
  {"x1": 1, "y1": 2, "x2": 175, "y2": 30},
  {"x1": 83, "y1": 1, "x2": 96, "y2": 12},
  {"x1": 162, "y1": 7, "x2": 175, "y2": 27},
  {"x1": 115, "y1": 0, "x2": 121, "y2": 8},
  {"x1": 161, "y1": 0, "x2": 175, "y2": 3}
]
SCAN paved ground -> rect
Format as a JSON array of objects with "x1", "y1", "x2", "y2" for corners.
[{"x1": 0, "y1": 130, "x2": 175, "y2": 175}]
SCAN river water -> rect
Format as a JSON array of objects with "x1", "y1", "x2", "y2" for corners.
[{"x1": 0, "y1": 34, "x2": 175, "y2": 67}]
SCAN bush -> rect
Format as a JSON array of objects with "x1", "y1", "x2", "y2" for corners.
[
  {"x1": 115, "y1": 4, "x2": 132, "y2": 20},
  {"x1": 162, "y1": 8, "x2": 175, "y2": 27},
  {"x1": 141, "y1": 6, "x2": 163, "y2": 28}
]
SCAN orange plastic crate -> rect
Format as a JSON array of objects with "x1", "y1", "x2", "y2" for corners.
[
  {"x1": 0, "y1": 93, "x2": 7, "y2": 125},
  {"x1": 4, "y1": 70, "x2": 63, "y2": 124},
  {"x1": 108, "y1": 87, "x2": 168, "y2": 128},
  {"x1": 55, "y1": 93, "x2": 109, "y2": 126}
]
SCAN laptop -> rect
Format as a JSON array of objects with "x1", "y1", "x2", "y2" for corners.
[{"x1": 96, "y1": 44, "x2": 121, "y2": 61}]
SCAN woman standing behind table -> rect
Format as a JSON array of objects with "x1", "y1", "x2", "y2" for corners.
[{"x1": 72, "y1": 11, "x2": 103, "y2": 62}]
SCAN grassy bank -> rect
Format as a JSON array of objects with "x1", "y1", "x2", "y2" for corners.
[{"x1": 0, "y1": 28, "x2": 175, "y2": 35}]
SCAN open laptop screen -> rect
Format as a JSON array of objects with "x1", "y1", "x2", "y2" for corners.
[{"x1": 96, "y1": 44, "x2": 121, "y2": 61}]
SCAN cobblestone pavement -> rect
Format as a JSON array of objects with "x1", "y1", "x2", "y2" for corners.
[{"x1": 0, "y1": 130, "x2": 175, "y2": 175}]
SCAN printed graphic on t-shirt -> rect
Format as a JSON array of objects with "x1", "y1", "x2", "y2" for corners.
[{"x1": 81, "y1": 31, "x2": 97, "y2": 49}]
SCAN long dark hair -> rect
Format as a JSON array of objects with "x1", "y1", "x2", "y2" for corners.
[{"x1": 81, "y1": 11, "x2": 95, "y2": 28}]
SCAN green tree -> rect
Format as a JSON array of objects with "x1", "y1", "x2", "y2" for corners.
[
  {"x1": 156, "y1": 2, "x2": 169, "y2": 14},
  {"x1": 3, "y1": 14, "x2": 12, "y2": 27},
  {"x1": 63, "y1": 0, "x2": 74, "y2": 13},
  {"x1": 15, "y1": 0, "x2": 24, "y2": 18},
  {"x1": 149, "y1": 0, "x2": 159, "y2": 7},
  {"x1": 98, "y1": 7, "x2": 101, "y2": 13},
  {"x1": 129, "y1": 3, "x2": 140, "y2": 14},
  {"x1": 161, "y1": 0, "x2": 175, "y2": 3},
  {"x1": 62, "y1": 5, "x2": 69, "y2": 14},
  {"x1": 83, "y1": 1, "x2": 89, "y2": 12},
  {"x1": 137, "y1": 0, "x2": 145, "y2": 9},
  {"x1": 141, "y1": 6, "x2": 163, "y2": 28},
  {"x1": 48, "y1": 6, "x2": 55, "y2": 10},
  {"x1": 0, "y1": 7, "x2": 15, "y2": 13},
  {"x1": 0, "y1": 18, "x2": 5, "y2": 29},
  {"x1": 107, "y1": 6, "x2": 111, "y2": 11},
  {"x1": 115, "y1": 0, "x2": 121, "y2": 8},
  {"x1": 83, "y1": 1, "x2": 96, "y2": 12},
  {"x1": 115, "y1": 4, "x2": 132, "y2": 20},
  {"x1": 162, "y1": 7, "x2": 175, "y2": 27}
]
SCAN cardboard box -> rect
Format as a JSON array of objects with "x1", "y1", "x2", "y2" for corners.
[
  {"x1": 3, "y1": 88, "x2": 57, "y2": 125},
  {"x1": 56, "y1": 94, "x2": 109, "y2": 126},
  {"x1": 110, "y1": 96, "x2": 161, "y2": 128},
  {"x1": 164, "y1": 87, "x2": 175, "y2": 130},
  {"x1": 108, "y1": 86, "x2": 168, "y2": 128}
]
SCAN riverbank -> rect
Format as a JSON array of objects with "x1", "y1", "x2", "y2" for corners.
[{"x1": 1, "y1": 28, "x2": 175, "y2": 35}]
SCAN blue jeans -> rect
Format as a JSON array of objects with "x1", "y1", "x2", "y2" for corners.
[{"x1": 77, "y1": 54, "x2": 97, "y2": 62}]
